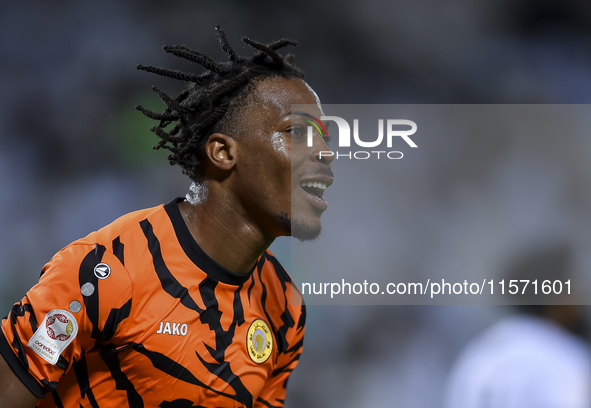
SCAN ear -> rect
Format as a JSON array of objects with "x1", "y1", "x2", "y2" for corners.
[{"x1": 204, "y1": 133, "x2": 237, "y2": 171}]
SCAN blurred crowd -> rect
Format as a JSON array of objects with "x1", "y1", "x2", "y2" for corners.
[{"x1": 3, "y1": 1, "x2": 591, "y2": 406}]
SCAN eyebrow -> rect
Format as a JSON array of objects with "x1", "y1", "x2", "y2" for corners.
[
  {"x1": 291, "y1": 110, "x2": 313, "y2": 117},
  {"x1": 290, "y1": 111, "x2": 331, "y2": 140},
  {"x1": 291, "y1": 111, "x2": 327, "y2": 124}
]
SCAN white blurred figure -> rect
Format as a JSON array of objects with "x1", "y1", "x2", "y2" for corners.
[{"x1": 445, "y1": 246, "x2": 591, "y2": 408}]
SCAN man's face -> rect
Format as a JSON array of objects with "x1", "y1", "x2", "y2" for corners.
[{"x1": 231, "y1": 76, "x2": 333, "y2": 241}]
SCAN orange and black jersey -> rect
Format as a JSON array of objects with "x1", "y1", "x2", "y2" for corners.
[{"x1": 0, "y1": 198, "x2": 306, "y2": 408}]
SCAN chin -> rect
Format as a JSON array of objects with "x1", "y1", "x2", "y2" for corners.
[
  {"x1": 276, "y1": 213, "x2": 322, "y2": 241},
  {"x1": 291, "y1": 218, "x2": 322, "y2": 241}
]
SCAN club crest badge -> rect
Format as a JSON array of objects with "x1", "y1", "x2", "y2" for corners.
[
  {"x1": 247, "y1": 319, "x2": 273, "y2": 364},
  {"x1": 28, "y1": 309, "x2": 78, "y2": 365}
]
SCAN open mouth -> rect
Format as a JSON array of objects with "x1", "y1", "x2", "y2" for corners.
[{"x1": 300, "y1": 181, "x2": 328, "y2": 200}]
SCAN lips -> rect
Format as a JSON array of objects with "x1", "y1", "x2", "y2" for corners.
[
  {"x1": 299, "y1": 176, "x2": 333, "y2": 211},
  {"x1": 300, "y1": 181, "x2": 328, "y2": 199}
]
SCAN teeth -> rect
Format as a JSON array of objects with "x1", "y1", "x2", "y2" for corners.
[{"x1": 301, "y1": 181, "x2": 328, "y2": 190}]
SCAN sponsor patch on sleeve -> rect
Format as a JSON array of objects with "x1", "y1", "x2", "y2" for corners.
[{"x1": 27, "y1": 309, "x2": 78, "y2": 365}]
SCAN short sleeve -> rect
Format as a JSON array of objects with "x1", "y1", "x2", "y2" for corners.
[{"x1": 0, "y1": 242, "x2": 133, "y2": 398}]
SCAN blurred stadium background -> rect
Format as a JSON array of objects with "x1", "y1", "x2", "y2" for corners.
[{"x1": 3, "y1": 1, "x2": 591, "y2": 406}]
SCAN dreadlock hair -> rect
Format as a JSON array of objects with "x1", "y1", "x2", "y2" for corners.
[{"x1": 135, "y1": 26, "x2": 305, "y2": 180}]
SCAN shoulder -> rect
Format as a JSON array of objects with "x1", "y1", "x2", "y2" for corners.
[
  {"x1": 260, "y1": 250, "x2": 304, "y2": 303},
  {"x1": 35, "y1": 203, "x2": 173, "y2": 316},
  {"x1": 39, "y1": 203, "x2": 166, "y2": 275},
  {"x1": 79, "y1": 202, "x2": 168, "y2": 247},
  {"x1": 262, "y1": 250, "x2": 292, "y2": 282}
]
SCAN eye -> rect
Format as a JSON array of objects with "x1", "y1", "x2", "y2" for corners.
[{"x1": 289, "y1": 125, "x2": 305, "y2": 139}]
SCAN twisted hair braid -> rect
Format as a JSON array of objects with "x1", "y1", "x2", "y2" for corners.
[{"x1": 136, "y1": 26, "x2": 304, "y2": 179}]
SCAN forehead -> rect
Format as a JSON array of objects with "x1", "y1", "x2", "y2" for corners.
[{"x1": 250, "y1": 77, "x2": 321, "y2": 118}]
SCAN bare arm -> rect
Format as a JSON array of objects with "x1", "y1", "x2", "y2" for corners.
[{"x1": 0, "y1": 356, "x2": 39, "y2": 408}]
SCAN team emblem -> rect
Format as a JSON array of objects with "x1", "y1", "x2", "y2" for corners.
[
  {"x1": 247, "y1": 319, "x2": 273, "y2": 364},
  {"x1": 94, "y1": 263, "x2": 111, "y2": 279}
]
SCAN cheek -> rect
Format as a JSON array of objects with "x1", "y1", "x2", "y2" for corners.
[
  {"x1": 246, "y1": 143, "x2": 291, "y2": 198},
  {"x1": 265, "y1": 133, "x2": 292, "y2": 185},
  {"x1": 290, "y1": 143, "x2": 308, "y2": 175},
  {"x1": 271, "y1": 132, "x2": 289, "y2": 159}
]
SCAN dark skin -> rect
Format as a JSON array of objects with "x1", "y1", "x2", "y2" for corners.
[
  {"x1": 179, "y1": 76, "x2": 333, "y2": 274},
  {"x1": 0, "y1": 356, "x2": 38, "y2": 407},
  {"x1": 0, "y1": 76, "x2": 333, "y2": 406}
]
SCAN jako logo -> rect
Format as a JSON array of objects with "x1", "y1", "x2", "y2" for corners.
[
  {"x1": 156, "y1": 321, "x2": 188, "y2": 336},
  {"x1": 304, "y1": 114, "x2": 418, "y2": 160}
]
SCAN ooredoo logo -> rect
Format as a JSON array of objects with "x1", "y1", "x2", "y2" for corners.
[{"x1": 35, "y1": 341, "x2": 56, "y2": 355}]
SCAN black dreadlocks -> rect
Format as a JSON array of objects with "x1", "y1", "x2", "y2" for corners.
[{"x1": 135, "y1": 26, "x2": 304, "y2": 180}]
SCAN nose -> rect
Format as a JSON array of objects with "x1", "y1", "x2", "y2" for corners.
[{"x1": 311, "y1": 135, "x2": 334, "y2": 165}]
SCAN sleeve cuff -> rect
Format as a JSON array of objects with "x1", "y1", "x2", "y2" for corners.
[{"x1": 0, "y1": 328, "x2": 48, "y2": 399}]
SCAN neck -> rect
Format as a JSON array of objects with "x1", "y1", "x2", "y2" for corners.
[{"x1": 178, "y1": 182, "x2": 274, "y2": 274}]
